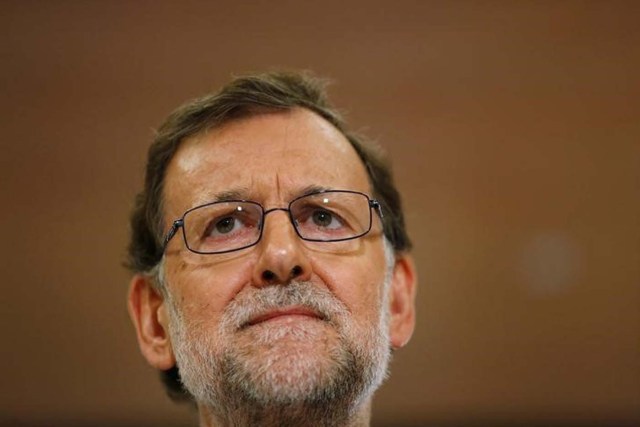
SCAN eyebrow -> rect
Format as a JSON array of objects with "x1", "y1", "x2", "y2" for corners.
[
  {"x1": 298, "y1": 184, "x2": 332, "y2": 198},
  {"x1": 211, "y1": 188, "x2": 252, "y2": 202}
]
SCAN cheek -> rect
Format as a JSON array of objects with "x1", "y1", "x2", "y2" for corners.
[
  {"x1": 165, "y1": 255, "x2": 256, "y2": 323},
  {"x1": 311, "y1": 246, "x2": 387, "y2": 322}
]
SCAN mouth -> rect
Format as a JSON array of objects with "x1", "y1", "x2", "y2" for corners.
[{"x1": 242, "y1": 306, "x2": 326, "y2": 328}]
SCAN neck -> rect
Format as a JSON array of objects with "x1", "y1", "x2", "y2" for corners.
[{"x1": 197, "y1": 399, "x2": 372, "y2": 427}]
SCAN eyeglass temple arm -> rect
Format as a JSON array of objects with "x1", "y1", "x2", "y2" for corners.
[
  {"x1": 369, "y1": 199, "x2": 383, "y2": 219},
  {"x1": 163, "y1": 219, "x2": 184, "y2": 250}
]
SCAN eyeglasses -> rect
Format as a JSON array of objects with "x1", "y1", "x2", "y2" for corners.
[{"x1": 163, "y1": 189, "x2": 383, "y2": 255}]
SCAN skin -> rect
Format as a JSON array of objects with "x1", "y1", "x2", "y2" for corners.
[{"x1": 128, "y1": 108, "x2": 417, "y2": 426}]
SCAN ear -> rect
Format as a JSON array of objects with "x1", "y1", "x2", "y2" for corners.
[
  {"x1": 127, "y1": 274, "x2": 176, "y2": 370},
  {"x1": 388, "y1": 253, "x2": 417, "y2": 349}
]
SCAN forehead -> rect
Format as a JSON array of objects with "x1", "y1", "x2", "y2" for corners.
[{"x1": 163, "y1": 108, "x2": 371, "y2": 217}]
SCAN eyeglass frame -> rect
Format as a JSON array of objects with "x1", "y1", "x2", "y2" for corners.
[{"x1": 162, "y1": 189, "x2": 384, "y2": 255}]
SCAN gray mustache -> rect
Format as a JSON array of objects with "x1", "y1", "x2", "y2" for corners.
[{"x1": 222, "y1": 281, "x2": 348, "y2": 330}]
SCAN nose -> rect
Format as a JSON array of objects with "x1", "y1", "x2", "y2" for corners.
[{"x1": 252, "y1": 209, "x2": 312, "y2": 286}]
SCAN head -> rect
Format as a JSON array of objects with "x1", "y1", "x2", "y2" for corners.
[{"x1": 127, "y1": 71, "x2": 416, "y2": 426}]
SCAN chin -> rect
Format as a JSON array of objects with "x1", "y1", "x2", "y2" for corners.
[{"x1": 232, "y1": 319, "x2": 348, "y2": 401}]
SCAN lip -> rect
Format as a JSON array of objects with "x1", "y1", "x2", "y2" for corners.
[{"x1": 244, "y1": 306, "x2": 325, "y2": 327}]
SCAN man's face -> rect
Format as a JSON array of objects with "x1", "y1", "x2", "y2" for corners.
[{"x1": 157, "y1": 108, "x2": 397, "y2": 419}]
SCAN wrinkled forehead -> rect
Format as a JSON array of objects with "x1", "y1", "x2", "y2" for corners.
[{"x1": 162, "y1": 109, "x2": 371, "y2": 219}]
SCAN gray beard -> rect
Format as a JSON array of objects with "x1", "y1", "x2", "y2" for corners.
[{"x1": 162, "y1": 253, "x2": 393, "y2": 427}]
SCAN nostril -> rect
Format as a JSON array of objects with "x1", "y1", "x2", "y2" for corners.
[
  {"x1": 290, "y1": 265, "x2": 302, "y2": 278},
  {"x1": 262, "y1": 270, "x2": 276, "y2": 282}
]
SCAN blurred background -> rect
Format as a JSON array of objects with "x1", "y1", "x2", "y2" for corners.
[{"x1": 1, "y1": 1, "x2": 638, "y2": 426}]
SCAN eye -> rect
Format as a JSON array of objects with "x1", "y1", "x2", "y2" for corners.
[
  {"x1": 201, "y1": 206, "x2": 259, "y2": 240},
  {"x1": 311, "y1": 209, "x2": 343, "y2": 229},
  {"x1": 311, "y1": 209, "x2": 340, "y2": 228},
  {"x1": 214, "y1": 216, "x2": 236, "y2": 234},
  {"x1": 204, "y1": 216, "x2": 243, "y2": 238},
  {"x1": 184, "y1": 201, "x2": 263, "y2": 252}
]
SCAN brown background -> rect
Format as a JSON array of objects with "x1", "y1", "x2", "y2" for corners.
[{"x1": 1, "y1": 1, "x2": 638, "y2": 426}]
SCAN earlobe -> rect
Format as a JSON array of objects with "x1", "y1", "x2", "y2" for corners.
[
  {"x1": 127, "y1": 274, "x2": 176, "y2": 370},
  {"x1": 388, "y1": 253, "x2": 417, "y2": 349}
]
